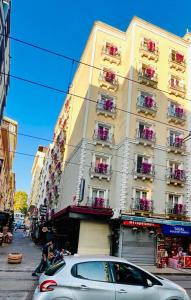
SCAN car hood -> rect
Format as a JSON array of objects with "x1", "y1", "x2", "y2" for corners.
[{"x1": 158, "y1": 276, "x2": 186, "y2": 292}]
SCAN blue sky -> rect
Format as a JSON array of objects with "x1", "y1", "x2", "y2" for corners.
[{"x1": 5, "y1": 0, "x2": 191, "y2": 194}]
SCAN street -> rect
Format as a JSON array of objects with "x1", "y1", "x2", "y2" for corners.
[
  {"x1": 0, "y1": 231, "x2": 191, "y2": 300},
  {"x1": 0, "y1": 230, "x2": 40, "y2": 300}
]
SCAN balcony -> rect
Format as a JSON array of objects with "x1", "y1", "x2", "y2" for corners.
[
  {"x1": 169, "y1": 52, "x2": 186, "y2": 73},
  {"x1": 167, "y1": 137, "x2": 186, "y2": 155},
  {"x1": 166, "y1": 203, "x2": 187, "y2": 218},
  {"x1": 167, "y1": 106, "x2": 186, "y2": 125},
  {"x1": 136, "y1": 128, "x2": 156, "y2": 147},
  {"x1": 134, "y1": 162, "x2": 155, "y2": 182},
  {"x1": 131, "y1": 198, "x2": 153, "y2": 215},
  {"x1": 93, "y1": 129, "x2": 113, "y2": 148},
  {"x1": 102, "y1": 44, "x2": 121, "y2": 65},
  {"x1": 99, "y1": 70, "x2": 119, "y2": 91},
  {"x1": 87, "y1": 197, "x2": 110, "y2": 209},
  {"x1": 169, "y1": 80, "x2": 185, "y2": 98},
  {"x1": 140, "y1": 40, "x2": 159, "y2": 62},
  {"x1": 90, "y1": 163, "x2": 112, "y2": 181},
  {"x1": 166, "y1": 168, "x2": 186, "y2": 186},
  {"x1": 96, "y1": 98, "x2": 116, "y2": 118},
  {"x1": 137, "y1": 95, "x2": 157, "y2": 116},
  {"x1": 138, "y1": 68, "x2": 158, "y2": 88}
]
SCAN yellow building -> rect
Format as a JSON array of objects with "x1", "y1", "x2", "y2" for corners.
[
  {"x1": 0, "y1": 117, "x2": 17, "y2": 228},
  {"x1": 36, "y1": 17, "x2": 191, "y2": 263}
]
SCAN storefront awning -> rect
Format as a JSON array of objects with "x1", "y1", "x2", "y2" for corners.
[
  {"x1": 53, "y1": 205, "x2": 113, "y2": 220},
  {"x1": 121, "y1": 215, "x2": 191, "y2": 227}
]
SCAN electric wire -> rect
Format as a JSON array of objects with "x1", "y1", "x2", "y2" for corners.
[{"x1": 3, "y1": 33, "x2": 191, "y2": 103}]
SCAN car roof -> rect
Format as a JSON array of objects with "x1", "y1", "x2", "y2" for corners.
[{"x1": 64, "y1": 255, "x2": 130, "y2": 264}]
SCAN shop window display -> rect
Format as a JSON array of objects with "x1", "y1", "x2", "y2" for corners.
[{"x1": 157, "y1": 236, "x2": 191, "y2": 269}]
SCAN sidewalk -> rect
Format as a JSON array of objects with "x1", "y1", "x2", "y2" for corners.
[
  {"x1": 141, "y1": 265, "x2": 191, "y2": 276},
  {"x1": 0, "y1": 230, "x2": 41, "y2": 300},
  {"x1": 0, "y1": 230, "x2": 41, "y2": 271}
]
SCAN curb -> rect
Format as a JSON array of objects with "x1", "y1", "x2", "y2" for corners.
[{"x1": 152, "y1": 272, "x2": 191, "y2": 276}]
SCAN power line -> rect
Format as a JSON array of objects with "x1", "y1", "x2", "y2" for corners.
[
  {"x1": 1, "y1": 147, "x2": 189, "y2": 185},
  {"x1": 2, "y1": 71, "x2": 191, "y2": 136},
  {"x1": 1, "y1": 126, "x2": 190, "y2": 170},
  {"x1": 3, "y1": 33, "x2": 191, "y2": 104}
]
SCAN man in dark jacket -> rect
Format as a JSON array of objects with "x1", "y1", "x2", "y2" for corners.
[{"x1": 32, "y1": 240, "x2": 53, "y2": 276}]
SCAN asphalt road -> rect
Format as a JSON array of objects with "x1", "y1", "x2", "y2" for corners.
[{"x1": 0, "y1": 231, "x2": 190, "y2": 300}]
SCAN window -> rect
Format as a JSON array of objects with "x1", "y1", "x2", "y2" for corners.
[
  {"x1": 169, "y1": 130, "x2": 183, "y2": 147},
  {"x1": 111, "y1": 263, "x2": 145, "y2": 286},
  {"x1": 97, "y1": 94, "x2": 115, "y2": 112},
  {"x1": 169, "y1": 194, "x2": 179, "y2": 208},
  {"x1": 72, "y1": 262, "x2": 111, "y2": 282},
  {"x1": 136, "y1": 190, "x2": 147, "y2": 200},
  {"x1": 92, "y1": 189, "x2": 105, "y2": 199},
  {"x1": 45, "y1": 261, "x2": 65, "y2": 276}
]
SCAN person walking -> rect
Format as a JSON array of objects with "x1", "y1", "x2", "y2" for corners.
[{"x1": 32, "y1": 240, "x2": 53, "y2": 276}]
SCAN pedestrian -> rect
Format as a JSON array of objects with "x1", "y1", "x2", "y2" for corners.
[
  {"x1": 46, "y1": 250, "x2": 55, "y2": 269},
  {"x1": 32, "y1": 240, "x2": 53, "y2": 276}
]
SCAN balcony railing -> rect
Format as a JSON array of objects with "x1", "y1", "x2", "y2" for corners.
[
  {"x1": 136, "y1": 128, "x2": 156, "y2": 146},
  {"x1": 169, "y1": 80, "x2": 185, "y2": 97},
  {"x1": 169, "y1": 52, "x2": 186, "y2": 72},
  {"x1": 166, "y1": 203, "x2": 187, "y2": 216},
  {"x1": 99, "y1": 71, "x2": 119, "y2": 91},
  {"x1": 168, "y1": 107, "x2": 186, "y2": 124},
  {"x1": 87, "y1": 197, "x2": 110, "y2": 209},
  {"x1": 138, "y1": 68, "x2": 158, "y2": 87},
  {"x1": 96, "y1": 99, "x2": 116, "y2": 118},
  {"x1": 140, "y1": 40, "x2": 159, "y2": 62},
  {"x1": 90, "y1": 163, "x2": 112, "y2": 180},
  {"x1": 102, "y1": 44, "x2": 121, "y2": 64},
  {"x1": 131, "y1": 198, "x2": 153, "y2": 213},
  {"x1": 134, "y1": 162, "x2": 155, "y2": 181},
  {"x1": 137, "y1": 95, "x2": 157, "y2": 116},
  {"x1": 166, "y1": 168, "x2": 186, "y2": 185},
  {"x1": 167, "y1": 137, "x2": 186, "y2": 154},
  {"x1": 93, "y1": 129, "x2": 113, "y2": 147}
]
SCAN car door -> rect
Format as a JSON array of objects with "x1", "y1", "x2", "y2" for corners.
[
  {"x1": 70, "y1": 261, "x2": 115, "y2": 300},
  {"x1": 110, "y1": 262, "x2": 160, "y2": 300}
]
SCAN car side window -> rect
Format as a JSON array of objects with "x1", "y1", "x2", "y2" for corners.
[
  {"x1": 71, "y1": 261, "x2": 111, "y2": 282},
  {"x1": 111, "y1": 263, "x2": 145, "y2": 286}
]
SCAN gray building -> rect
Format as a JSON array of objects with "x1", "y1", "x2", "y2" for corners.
[{"x1": 0, "y1": 0, "x2": 10, "y2": 122}]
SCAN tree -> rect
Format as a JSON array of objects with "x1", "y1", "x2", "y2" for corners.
[{"x1": 14, "y1": 191, "x2": 28, "y2": 215}]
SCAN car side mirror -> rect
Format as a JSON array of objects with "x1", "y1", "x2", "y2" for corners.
[{"x1": 145, "y1": 279, "x2": 153, "y2": 287}]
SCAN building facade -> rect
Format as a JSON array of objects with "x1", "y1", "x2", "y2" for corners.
[
  {"x1": 31, "y1": 17, "x2": 191, "y2": 264},
  {"x1": 0, "y1": 0, "x2": 11, "y2": 122},
  {"x1": 29, "y1": 146, "x2": 47, "y2": 208},
  {"x1": 0, "y1": 116, "x2": 17, "y2": 229}
]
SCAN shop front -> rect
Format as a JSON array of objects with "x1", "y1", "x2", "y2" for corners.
[
  {"x1": 116, "y1": 219, "x2": 159, "y2": 265},
  {"x1": 52, "y1": 205, "x2": 113, "y2": 254},
  {"x1": 157, "y1": 224, "x2": 191, "y2": 269},
  {"x1": 117, "y1": 215, "x2": 191, "y2": 267}
]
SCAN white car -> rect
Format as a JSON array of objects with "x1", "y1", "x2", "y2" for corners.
[{"x1": 33, "y1": 255, "x2": 190, "y2": 300}]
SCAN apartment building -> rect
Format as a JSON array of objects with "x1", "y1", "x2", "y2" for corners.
[
  {"x1": 29, "y1": 146, "x2": 47, "y2": 208},
  {"x1": 0, "y1": 0, "x2": 11, "y2": 122},
  {"x1": 0, "y1": 117, "x2": 17, "y2": 227},
  {"x1": 31, "y1": 17, "x2": 191, "y2": 264}
]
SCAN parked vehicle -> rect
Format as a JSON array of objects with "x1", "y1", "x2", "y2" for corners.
[{"x1": 32, "y1": 255, "x2": 189, "y2": 300}]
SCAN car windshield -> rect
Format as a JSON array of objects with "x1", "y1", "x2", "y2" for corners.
[{"x1": 45, "y1": 261, "x2": 65, "y2": 276}]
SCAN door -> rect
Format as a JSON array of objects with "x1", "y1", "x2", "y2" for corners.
[
  {"x1": 110, "y1": 262, "x2": 160, "y2": 300},
  {"x1": 121, "y1": 228, "x2": 155, "y2": 265},
  {"x1": 71, "y1": 261, "x2": 115, "y2": 300}
]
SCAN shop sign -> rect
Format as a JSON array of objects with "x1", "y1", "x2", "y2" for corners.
[
  {"x1": 121, "y1": 215, "x2": 191, "y2": 227},
  {"x1": 40, "y1": 205, "x2": 47, "y2": 216},
  {"x1": 162, "y1": 225, "x2": 191, "y2": 236},
  {"x1": 123, "y1": 220, "x2": 160, "y2": 227},
  {"x1": 79, "y1": 178, "x2": 85, "y2": 203}
]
